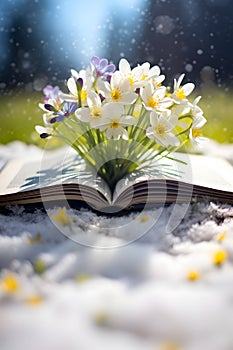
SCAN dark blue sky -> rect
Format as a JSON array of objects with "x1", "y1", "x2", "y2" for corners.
[{"x1": 0, "y1": 0, "x2": 233, "y2": 90}]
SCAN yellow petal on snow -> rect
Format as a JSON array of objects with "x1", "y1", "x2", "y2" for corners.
[
  {"x1": 186, "y1": 270, "x2": 201, "y2": 281},
  {"x1": 1, "y1": 274, "x2": 20, "y2": 293},
  {"x1": 25, "y1": 295, "x2": 43, "y2": 306},
  {"x1": 51, "y1": 207, "x2": 73, "y2": 226},
  {"x1": 213, "y1": 250, "x2": 228, "y2": 266}
]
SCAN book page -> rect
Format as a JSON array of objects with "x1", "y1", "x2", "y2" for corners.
[
  {"x1": 113, "y1": 152, "x2": 233, "y2": 201},
  {"x1": 0, "y1": 147, "x2": 112, "y2": 202}
]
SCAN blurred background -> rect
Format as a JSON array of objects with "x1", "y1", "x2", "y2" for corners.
[{"x1": 0, "y1": 0, "x2": 232, "y2": 145}]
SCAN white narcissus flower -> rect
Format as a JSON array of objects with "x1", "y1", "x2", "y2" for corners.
[
  {"x1": 146, "y1": 110, "x2": 180, "y2": 147},
  {"x1": 139, "y1": 62, "x2": 165, "y2": 87},
  {"x1": 38, "y1": 98, "x2": 62, "y2": 113},
  {"x1": 97, "y1": 71, "x2": 138, "y2": 104},
  {"x1": 188, "y1": 96, "x2": 208, "y2": 144},
  {"x1": 189, "y1": 128, "x2": 209, "y2": 145},
  {"x1": 189, "y1": 96, "x2": 207, "y2": 129},
  {"x1": 97, "y1": 103, "x2": 136, "y2": 140},
  {"x1": 59, "y1": 69, "x2": 92, "y2": 105},
  {"x1": 75, "y1": 91, "x2": 108, "y2": 129},
  {"x1": 118, "y1": 58, "x2": 144, "y2": 90},
  {"x1": 141, "y1": 82, "x2": 173, "y2": 112},
  {"x1": 172, "y1": 73, "x2": 195, "y2": 103}
]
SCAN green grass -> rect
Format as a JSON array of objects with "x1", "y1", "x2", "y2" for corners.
[
  {"x1": 0, "y1": 91, "x2": 42, "y2": 144},
  {"x1": 0, "y1": 88, "x2": 232, "y2": 145},
  {"x1": 199, "y1": 89, "x2": 233, "y2": 143}
]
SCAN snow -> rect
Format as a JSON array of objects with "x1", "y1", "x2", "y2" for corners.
[{"x1": 0, "y1": 141, "x2": 233, "y2": 350}]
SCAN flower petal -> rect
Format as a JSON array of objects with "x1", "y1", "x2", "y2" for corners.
[
  {"x1": 67, "y1": 77, "x2": 78, "y2": 96},
  {"x1": 183, "y1": 83, "x2": 195, "y2": 96},
  {"x1": 119, "y1": 58, "x2": 131, "y2": 75},
  {"x1": 75, "y1": 107, "x2": 90, "y2": 122},
  {"x1": 120, "y1": 115, "x2": 136, "y2": 126}
]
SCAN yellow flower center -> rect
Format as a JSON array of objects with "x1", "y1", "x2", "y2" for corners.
[
  {"x1": 111, "y1": 89, "x2": 122, "y2": 101},
  {"x1": 155, "y1": 124, "x2": 166, "y2": 135},
  {"x1": 147, "y1": 97, "x2": 158, "y2": 108},
  {"x1": 192, "y1": 129, "x2": 201, "y2": 138},
  {"x1": 141, "y1": 74, "x2": 147, "y2": 80},
  {"x1": 128, "y1": 76, "x2": 135, "y2": 86},
  {"x1": 91, "y1": 107, "x2": 102, "y2": 119},
  {"x1": 110, "y1": 120, "x2": 120, "y2": 128},
  {"x1": 175, "y1": 87, "x2": 186, "y2": 99},
  {"x1": 81, "y1": 89, "x2": 87, "y2": 101}
]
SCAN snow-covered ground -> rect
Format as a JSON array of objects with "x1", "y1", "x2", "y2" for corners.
[{"x1": 0, "y1": 142, "x2": 233, "y2": 350}]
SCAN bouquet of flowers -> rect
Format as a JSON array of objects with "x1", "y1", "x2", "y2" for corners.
[{"x1": 36, "y1": 56, "x2": 207, "y2": 191}]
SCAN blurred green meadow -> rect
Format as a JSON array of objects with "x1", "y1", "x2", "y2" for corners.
[{"x1": 0, "y1": 88, "x2": 232, "y2": 146}]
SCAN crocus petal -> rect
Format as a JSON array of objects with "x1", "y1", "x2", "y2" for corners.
[
  {"x1": 150, "y1": 111, "x2": 160, "y2": 127},
  {"x1": 58, "y1": 93, "x2": 77, "y2": 102},
  {"x1": 192, "y1": 115, "x2": 207, "y2": 129},
  {"x1": 35, "y1": 125, "x2": 48, "y2": 135},
  {"x1": 99, "y1": 58, "x2": 108, "y2": 70},
  {"x1": 97, "y1": 80, "x2": 111, "y2": 97},
  {"x1": 161, "y1": 133, "x2": 180, "y2": 146},
  {"x1": 119, "y1": 58, "x2": 131, "y2": 75},
  {"x1": 70, "y1": 69, "x2": 79, "y2": 80},
  {"x1": 177, "y1": 73, "x2": 185, "y2": 88},
  {"x1": 75, "y1": 107, "x2": 90, "y2": 122},
  {"x1": 146, "y1": 126, "x2": 155, "y2": 139},
  {"x1": 120, "y1": 115, "x2": 136, "y2": 126},
  {"x1": 121, "y1": 127, "x2": 129, "y2": 140},
  {"x1": 183, "y1": 83, "x2": 195, "y2": 96},
  {"x1": 102, "y1": 103, "x2": 124, "y2": 119},
  {"x1": 67, "y1": 77, "x2": 78, "y2": 96},
  {"x1": 111, "y1": 71, "x2": 122, "y2": 88},
  {"x1": 120, "y1": 91, "x2": 138, "y2": 104},
  {"x1": 87, "y1": 91, "x2": 101, "y2": 108},
  {"x1": 104, "y1": 64, "x2": 115, "y2": 74},
  {"x1": 149, "y1": 65, "x2": 160, "y2": 77},
  {"x1": 154, "y1": 86, "x2": 166, "y2": 99},
  {"x1": 193, "y1": 96, "x2": 202, "y2": 105},
  {"x1": 91, "y1": 56, "x2": 100, "y2": 67},
  {"x1": 141, "y1": 82, "x2": 154, "y2": 101}
]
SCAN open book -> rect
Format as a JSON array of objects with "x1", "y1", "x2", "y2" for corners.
[{"x1": 0, "y1": 147, "x2": 233, "y2": 214}]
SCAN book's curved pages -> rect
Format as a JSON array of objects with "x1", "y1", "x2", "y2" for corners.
[{"x1": 0, "y1": 147, "x2": 232, "y2": 214}]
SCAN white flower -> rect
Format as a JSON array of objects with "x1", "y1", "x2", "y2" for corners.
[
  {"x1": 189, "y1": 128, "x2": 209, "y2": 145},
  {"x1": 96, "y1": 103, "x2": 136, "y2": 140},
  {"x1": 118, "y1": 58, "x2": 144, "y2": 89},
  {"x1": 140, "y1": 62, "x2": 165, "y2": 87},
  {"x1": 75, "y1": 91, "x2": 107, "y2": 129},
  {"x1": 97, "y1": 71, "x2": 138, "y2": 104},
  {"x1": 141, "y1": 82, "x2": 173, "y2": 112},
  {"x1": 172, "y1": 73, "x2": 195, "y2": 103},
  {"x1": 39, "y1": 98, "x2": 61, "y2": 113},
  {"x1": 146, "y1": 110, "x2": 180, "y2": 147},
  {"x1": 35, "y1": 125, "x2": 53, "y2": 138},
  {"x1": 59, "y1": 69, "x2": 92, "y2": 105},
  {"x1": 189, "y1": 96, "x2": 207, "y2": 129}
]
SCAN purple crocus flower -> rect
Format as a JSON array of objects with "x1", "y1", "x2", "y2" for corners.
[
  {"x1": 91, "y1": 56, "x2": 115, "y2": 78},
  {"x1": 43, "y1": 85, "x2": 60, "y2": 103},
  {"x1": 53, "y1": 102, "x2": 78, "y2": 123}
]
